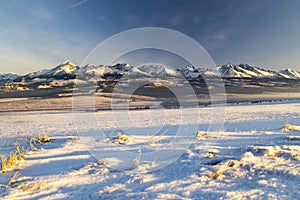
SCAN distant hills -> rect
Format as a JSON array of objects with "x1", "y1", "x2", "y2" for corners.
[{"x1": 1, "y1": 60, "x2": 300, "y2": 83}]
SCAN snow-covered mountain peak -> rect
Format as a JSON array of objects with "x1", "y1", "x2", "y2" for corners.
[
  {"x1": 0, "y1": 73, "x2": 20, "y2": 83},
  {"x1": 137, "y1": 63, "x2": 179, "y2": 77},
  {"x1": 61, "y1": 60, "x2": 76, "y2": 66},
  {"x1": 52, "y1": 60, "x2": 77, "y2": 72},
  {"x1": 279, "y1": 68, "x2": 300, "y2": 79}
]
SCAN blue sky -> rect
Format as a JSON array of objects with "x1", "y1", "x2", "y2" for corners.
[{"x1": 0, "y1": 0, "x2": 300, "y2": 74}]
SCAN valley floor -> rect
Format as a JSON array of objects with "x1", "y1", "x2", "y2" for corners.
[{"x1": 1, "y1": 101, "x2": 300, "y2": 199}]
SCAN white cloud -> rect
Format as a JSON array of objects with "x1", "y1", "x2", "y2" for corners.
[
  {"x1": 70, "y1": 0, "x2": 88, "y2": 8},
  {"x1": 170, "y1": 15, "x2": 185, "y2": 26}
]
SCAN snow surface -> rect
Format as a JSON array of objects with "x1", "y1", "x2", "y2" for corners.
[{"x1": 1, "y1": 102, "x2": 300, "y2": 199}]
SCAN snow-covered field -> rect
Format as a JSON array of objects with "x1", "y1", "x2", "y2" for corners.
[{"x1": 1, "y1": 101, "x2": 300, "y2": 199}]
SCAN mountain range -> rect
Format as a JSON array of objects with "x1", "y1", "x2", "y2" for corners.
[{"x1": 1, "y1": 60, "x2": 300, "y2": 83}]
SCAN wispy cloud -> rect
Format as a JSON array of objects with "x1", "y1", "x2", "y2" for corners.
[
  {"x1": 193, "y1": 16, "x2": 202, "y2": 24},
  {"x1": 51, "y1": 50, "x2": 62, "y2": 56},
  {"x1": 28, "y1": 6, "x2": 54, "y2": 20},
  {"x1": 210, "y1": 28, "x2": 234, "y2": 41},
  {"x1": 124, "y1": 15, "x2": 140, "y2": 24},
  {"x1": 96, "y1": 15, "x2": 110, "y2": 22},
  {"x1": 70, "y1": 0, "x2": 88, "y2": 8},
  {"x1": 169, "y1": 14, "x2": 185, "y2": 26}
]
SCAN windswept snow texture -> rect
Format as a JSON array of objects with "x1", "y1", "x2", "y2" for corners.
[{"x1": 1, "y1": 101, "x2": 300, "y2": 199}]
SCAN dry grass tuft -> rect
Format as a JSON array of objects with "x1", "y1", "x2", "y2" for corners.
[
  {"x1": 208, "y1": 168, "x2": 226, "y2": 179},
  {"x1": 36, "y1": 133, "x2": 52, "y2": 143},
  {"x1": 1, "y1": 134, "x2": 50, "y2": 173},
  {"x1": 30, "y1": 133, "x2": 52, "y2": 151},
  {"x1": 1, "y1": 153, "x2": 18, "y2": 173},
  {"x1": 1, "y1": 155, "x2": 8, "y2": 172},
  {"x1": 1, "y1": 140, "x2": 28, "y2": 173},
  {"x1": 265, "y1": 149, "x2": 280, "y2": 157},
  {"x1": 115, "y1": 133, "x2": 129, "y2": 144},
  {"x1": 284, "y1": 124, "x2": 300, "y2": 131},
  {"x1": 284, "y1": 124, "x2": 295, "y2": 131},
  {"x1": 133, "y1": 147, "x2": 142, "y2": 168},
  {"x1": 204, "y1": 151, "x2": 219, "y2": 158},
  {"x1": 18, "y1": 181, "x2": 50, "y2": 191},
  {"x1": 197, "y1": 131, "x2": 207, "y2": 138},
  {"x1": 197, "y1": 131, "x2": 218, "y2": 139},
  {"x1": 8, "y1": 171, "x2": 19, "y2": 185},
  {"x1": 148, "y1": 130, "x2": 167, "y2": 146},
  {"x1": 208, "y1": 160, "x2": 241, "y2": 179}
]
